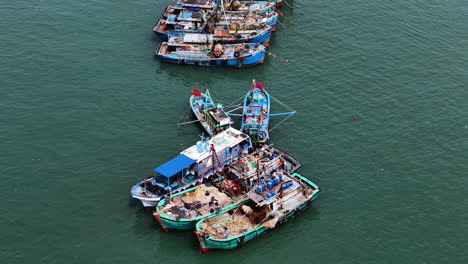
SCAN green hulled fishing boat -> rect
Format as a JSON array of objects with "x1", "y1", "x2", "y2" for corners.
[
  {"x1": 195, "y1": 172, "x2": 320, "y2": 252},
  {"x1": 154, "y1": 184, "x2": 248, "y2": 231}
]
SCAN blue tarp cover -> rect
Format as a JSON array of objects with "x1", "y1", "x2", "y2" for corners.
[{"x1": 154, "y1": 154, "x2": 196, "y2": 177}]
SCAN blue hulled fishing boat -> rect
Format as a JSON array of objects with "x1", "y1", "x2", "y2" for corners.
[
  {"x1": 227, "y1": 80, "x2": 296, "y2": 144},
  {"x1": 154, "y1": 8, "x2": 279, "y2": 41},
  {"x1": 167, "y1": 23, "x2": 272, "y2": 46},
  {"x1": 240, "y1": 80, "x2": 271, "y2": 144},
  {"x1": 156, "y1": 41, "x2": 266, "y2": 67},
  {"x1": 162, "y1": 1, "x2": 276, "y2": 19},
  {"x1": 189, "y1": 88, "x2": 233, "y2": 136}
]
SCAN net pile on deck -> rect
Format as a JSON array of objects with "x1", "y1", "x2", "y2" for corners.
[
  {"x1": 199, "y1": 205, "x2": 264, "y2": 239},
  {"x1": 160, "y1": 185, "x2": 232, "y2": 219}
]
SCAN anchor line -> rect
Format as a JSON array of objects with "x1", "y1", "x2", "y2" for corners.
[
  {"x1": 176, "y1": 106, "x2": 191, "y2": 125},
  {"x1": 177, "y1": 119, "x2": 201, "y2": 126},
  {"x1": 276, "y1": 18, "x2": 287, "y2": 29},
  {"x1": 269, "y1": 113, "x2": 294, "y2": 132},
  {"x1": 268, "y1": 94, "x2": 296, "y2": 132},
  {"x1": 265, "y1": 51, "x2": 290, "y2": 63},
  {"x1": 270, "y1": 94, "x2": 296, "y2": 113},
  {"x1": 283, "y1": 0, "x2": 293, "y2": 9}
]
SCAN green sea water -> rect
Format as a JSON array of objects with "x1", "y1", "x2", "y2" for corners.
[{"x1": 1, "y1": 0, "x2": 467, "y2": 263}]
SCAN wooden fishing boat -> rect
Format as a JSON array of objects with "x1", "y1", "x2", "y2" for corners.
[
  {"x1": 224, "y1": 1, "x2": 276, "y2": 14},
  {"x1": 154, "y1": 185, "x2": 249, "y2": 231},
  {"x1": 130, "y1": 128, "x2": 252, "y2": 207},
  {"x1": 228, "y1": 146, "x2": 302, "y2": 188},
  {"x1": 153, "y1": 9, "x2": 279, "y2": 41},
  {"x1": 190, "y1": 88, "x2": 233, "y2": 136},
  {"x1": 195, "y1": 172, "x2": 320, "y2": 252},
  {"x1": 175, "y1": 0, "x2": 216, "y2": 9},
  {"x1": 153, "y1": 18, "x2": 206, "y2": 41},
  {"x1": 154, "y1": 145, "x2": 301, "y2": 231},
  {"x1": 156, "y1": 42, "x2": 266, "y2": 67},
  {"x1": 163, "y1": 1, "x2": 276, "y2": 19},
  {"x1": 240, "y1": 80, "x2": 271, "y2": 144},
  {"x1": 168, "y1": 23, "x2": 272, "y2": 46}
]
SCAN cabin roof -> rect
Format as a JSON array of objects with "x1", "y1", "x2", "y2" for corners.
[
  {"x1": 209, "y1": 108, "x2": 232, "y2": 125},
  {"x1": 176, "y1": 0, "x2": 214, "y2": 8},
  {"x1": 181, "y1": 127, "x2": 250, "y2": 161},
  {"x1": 154, "y1": 154, "x2": 196, "y2": 177}
]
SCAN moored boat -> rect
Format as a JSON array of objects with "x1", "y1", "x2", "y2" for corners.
[
  {"x1": 228, "y1": 145, "x2": 302, "y2": 188},
  {"x1": 131, "y1": 128, "x2": 252, "y2": 207},
  {"x1": 240, "y1": 80, "x2": 270, "y2": 144},
  {"x1": 154, "y1": 184, "x2": 248, "y2": 231},
  {"x1": 190, "y1": 88, "x2": 233, "y2": 136},
  {"x1": 156, "y1": 42, "x2": 266, "y2": 67},
  {"x1": 163, "y1": 1, "x2": 275, "y2": 19},
  {"x1": 167, "y1": 24, "x2": 272, "y2": 46},
  {"x1": 195, "y1": 172, "x2": 320, "y2": 252},
  {"x1": 153, "y1": 10, "x2": 279, "y2": 41},
  {"x1": 154, "y1": 145, "x2": 301, "y2": 231}
]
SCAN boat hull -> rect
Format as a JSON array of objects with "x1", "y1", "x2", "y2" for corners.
[
  {"x1": 154, "y1": 30, "x2": 169, "y2": 41},
  {"x1": 131, "y1": 179, "x2": 203, "y2": 208},
  {"x1": 157, "y1": 48, "x2": 265, "y2": 68},
  {"x1": 241, "y1": 87, "x2": 271, "y2": 143},
  {"x1": 195, "y1": 174, "x2": 320, "y2": 252},
  {"x1": 215, "y1": 27, "x2": 272, "y2": 46},
  {"x1": 154, "y1": 212, "x2": 195, "y2": 231},
  {"x1": 189, "y1": 95, "x2": 215, "y2": 136},
  {"x1": 155, "y1": 197, "x2": 249, "y2": 231}
]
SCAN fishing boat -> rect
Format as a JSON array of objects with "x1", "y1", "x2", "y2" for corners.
[
  {"x1": 168, "y1": 23, "x2": 272, "y2": 46},
  {"x1": 153, "y1": 16, "x2": 206, "y2": 41},
  {"x1": 154, "y1": 184, "x2": 248, "y2": 231},
  {"x1": 156, "y1": 41, "x2": 266, "y2": 67},
  {"x1": 153, "y1": 13, "x2": 278, "y2": 41},
  {"x1": 153, "y1": 1, "x2": 279, "y2": 41},
  {"x1": 153, "y1": 145, "x2": 301, "y2": 231},
  {"x1": 163, "y1": 1, "x2": 275, "y2": 19},
  {"x1": 195, "y1": 172, "x2": 320, "y2": 252},
  {"x1": 217, "y1": 11, "x2": 279, "y2": 30},
  {"x1": 228, "y1": 145, "x2": 302, "y2": 188},
  {"x1": 240, "y1": 80, "x2": 271, "y2": 144},
  {"x1": 131, "y1": 128, "x2": 252, "y2": 207},
  {"x1": 175, "y1": 0, "x2": 216, "y2": 9},
  {"x1": 224, "y1": 1, "x2": 276, "y2": 13},
  {"x1": 229, "y1": 80, "x2": 295, "y2": 144},
  {"x1": 189, "y1": 88, "x2": 233, "y2": 136}
]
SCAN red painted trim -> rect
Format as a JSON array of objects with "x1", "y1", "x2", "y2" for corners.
[
  {"x1": 195, "y1": 231, "x2": 210, "y2": 253},
  {"x1": 153, "y1": 212, "x2": 169, "y2": 232}
]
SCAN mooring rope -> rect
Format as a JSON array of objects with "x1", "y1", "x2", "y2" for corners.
[
  {"x1": 269, "y1": 113, "x2": 294, "y2": 132},
  {"x1": 176, "y1": 106, "x2": 191, "y2": 125},
  {"x1": 268, "y1": 94, "x2": 296, "y2": 132},
  {"x1": 265, "y1": 51, "x2": 290, "y2": 63}
]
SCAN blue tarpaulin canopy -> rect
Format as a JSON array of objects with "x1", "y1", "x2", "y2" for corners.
[{"x1": 154, "y1": 154, "x2": 196, "y2": 178}]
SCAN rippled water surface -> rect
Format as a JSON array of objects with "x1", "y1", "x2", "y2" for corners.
[{"x1": 1, "y1": 0, "x2": 467, "y2": 263}]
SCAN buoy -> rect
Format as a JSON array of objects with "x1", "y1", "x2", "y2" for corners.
[{"x1": 353, "y1": 116, "x2": 359, "y2": 120}]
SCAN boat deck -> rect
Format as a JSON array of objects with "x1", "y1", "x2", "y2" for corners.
[
  {"x1": 159, "y1": 185, "x2": 235, "y2": 220},
  {"x1": 205, "y1": 211, "x2": 256, "y2": 239}
]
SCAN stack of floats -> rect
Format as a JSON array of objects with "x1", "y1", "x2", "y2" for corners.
[
  {"x1": 131, "y1": 80, "x2": 320, "y2": 252},
  {"x1": 153, "y1": 0, "x2": 283, "y2": 67}
]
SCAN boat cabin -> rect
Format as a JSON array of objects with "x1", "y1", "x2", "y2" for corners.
[
  {"x1": 131, "y1": 128, "x2": 252, "y2": 207},
  {"x1": 228, "y1": 146, "x2": 299, "y2": 190},
  {"x1": 143, "y1": 154, "x2": 200, "y2": 196}
]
